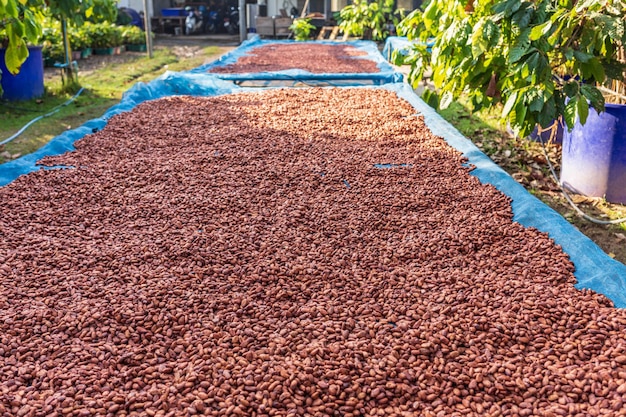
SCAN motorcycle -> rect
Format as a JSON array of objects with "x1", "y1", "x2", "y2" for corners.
[
  {"x1": 223, "y1": 6, "x2": 239, "y2": 35},
  {"x1": 185, "y1": 6, "x2": 206, "y2": 35},
  {"x1": 205, "y1": 7, "x2": 223, "y2": 33}
]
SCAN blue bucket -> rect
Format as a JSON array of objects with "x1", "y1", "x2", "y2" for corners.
[
  {"x1": 561, "y1": 103, "x2": 626, "y2": 204},
  {"x1": 0, "y1": 46, "x2": 45, "y2": 101}
]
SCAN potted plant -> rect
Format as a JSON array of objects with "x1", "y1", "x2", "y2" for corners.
[
  {"x1": 338, "y1": 0, "x2": 403, "y2": 41},
  {"x1": 90, "y1": 22, "x2": 122, "y2": 55},
  {"x1": 69, "y1": 27, "x2": 85, "y2": 60},
  {"x1": 289, "y1": 18, "x2": 316, "y2": 41},
  {"x1": 41, "y1": 24, "x2": 66, "y2": 66},
  {"x1": 0, "y1": 0, "x2": 45, "y2": 100},
  {"x1": 396, "y1": 0, "x2": 626, "y2": 203},
  {"x1": 122, "y1": 25, "x2": 148, "y2": 52}
]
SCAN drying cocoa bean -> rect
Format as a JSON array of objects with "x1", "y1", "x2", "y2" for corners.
[{"x1": 0, "y1": 88, "x2": 625, "y2": 416}]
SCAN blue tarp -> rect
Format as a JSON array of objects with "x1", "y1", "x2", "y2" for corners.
[
  {"x1": 188, "y1": 35, "x2": 403, "y2": 85},
  {"x1": 1, "y1": 71, "x2": 625, "y2": 307},
  {"x1": 382, "y1": 36, "x2": 434, "y2": 61}
]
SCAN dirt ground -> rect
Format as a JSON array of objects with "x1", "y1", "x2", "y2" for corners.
[{"x1": 43, "y1": 34, "x2": 626, "y2": 267}]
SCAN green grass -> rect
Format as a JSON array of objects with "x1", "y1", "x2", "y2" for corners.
[{"x1": 0, "y1": 46, "x2": 225, "y2": 163}]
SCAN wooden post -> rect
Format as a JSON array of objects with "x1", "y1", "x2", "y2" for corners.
[{"x1": 143, "y1": 0, "x2": 154, "y2": 58}]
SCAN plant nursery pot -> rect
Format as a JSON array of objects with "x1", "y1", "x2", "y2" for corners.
[
  {"x1": 561, "y1": 103, "x2": 626, "y2": 204},
  {"x1": 94, "y1": 47, "x2": 115, "y2": 55},
  {"x1": 0, "y1": 46, "x2": 44, "y2": 101},
  {"x1": 126, "y1": 44, "x2": 147, "y2": 52}
]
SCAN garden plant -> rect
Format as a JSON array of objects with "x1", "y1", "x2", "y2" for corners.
[{"x1": 395, "y1": 0, "x2": 626, "y2": 137}]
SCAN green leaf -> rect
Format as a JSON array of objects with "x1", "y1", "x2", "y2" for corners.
[
  {"x1": 528, "y1": 87, "x2": 545, "y2": 112},
  {"x1": 580, "y1": 84, "x2": 605, "y2": 112},
  {"x1": 439, "y1": 90, "x2": 454, "y2": 109},
  {"x1": 512, "y1": 3, "x2": 533, "y2": 28},
  {"x1": 530, "y1": 21, "x2": 552, "y2": 40},
  {"x1": 563, "y1": 81, "x2": 579, "y2": 97},
  {"x1": 509, "y1": 28, "x2": 530, "y2": 63},
  {"x1": 587, "y1": 57, "x2": 606, "y2": 82},
  {"x1": 577, "y1": 95, "x2": 589, "y2": 125},
  {"x1": 4, "y1": 37, "x2": 28, "y2": 75},
  {"x1": 537, "y1": 98, "x2": 556, "y2": 128},
  {"x1": 572, "y1": 50, "x2": 593, "y2": 63},
  {"x1": 471, "y1": 19, "x2": 489, "y2": 58},
  {"x1": 422, "y1": 89, "x2": 439, "y2": 109},
  {"x1": 4, "y1": 0, "x2": 18, "y2": 16},
  {"x1": 563, "y1": 98, "x2": 578, "y2": 129},
  {"x1": 502, "y1": 91, "x2": 518, "y2": 118},
  {"x1": 514, "y1": 99, "x2": 528, "y2": 128}
]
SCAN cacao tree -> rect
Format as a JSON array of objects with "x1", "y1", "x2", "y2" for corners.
[{"x1": 395, "y1": 0, "x2": 626, "y2": 136}]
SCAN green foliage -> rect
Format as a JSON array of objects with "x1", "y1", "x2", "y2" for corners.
[
  {"x1": 121, "y1": 25, "x2": 146, "y2": 45},
  {"x1": 0, "y1": 0, "x2": 44, "y2": 96},
  {"x1": 88, "y1": 22, "x2": 123, "y2": 48},
  {"x1": 46, "y1": 0, "x2": 95, "y2": 26},
  {"x1": 338, "y1": 0, "x2": 404, "y2": 41},
  {"x1": 396, "y1": 0, "x2": 626, "y2": 137},
  {"x1": 289, "y1": 18, "x2": 316, "y2": 41},
  {"x1": 69, "y1": 25, "x2": 92, "y2": 50},
  {"x1": 88, "y1": 0, "x2": 119, "y2": 24},
  {"x1": 40, "y1": 20, "x2": 64, "y2": 62}
]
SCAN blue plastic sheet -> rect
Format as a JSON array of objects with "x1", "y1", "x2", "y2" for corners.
[
  {"x1": 1, "y1": 72, "x2": 625, "y2": 308},
  {"x1": 189, "y1": 35, "x2": 403, "y2": 85},
  {"x1": 382, "y1": 36, "x2": 434, "y2": 61}
]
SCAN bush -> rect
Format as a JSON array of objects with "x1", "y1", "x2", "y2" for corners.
[
  {"x1": 40, "y1": 21, "x2": 64, "y2": 62},
  {"x1": 338, "y1": 0, "x2": 403, "y2": 41},
  {"x1": 69, "y1": 26, "x2": 91, "y2": 50},
  {"x1": 396, "y1": 0, "x2": 626, "y2": 136},
  {"x1": 121, "y1": 25, "x2": 146, "y2": 45},
  {"x1": 289, "y1": 18, "x2": 316, "y2": 41},
  {"x1": 88, "y1": 22, "x2": 123, "y2": 48}
]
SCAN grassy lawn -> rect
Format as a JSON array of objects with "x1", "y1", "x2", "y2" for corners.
[{"x1": 0, "y1": 45, "x2": 227, "y2": 162}]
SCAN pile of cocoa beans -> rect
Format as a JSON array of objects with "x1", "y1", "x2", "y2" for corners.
[
  {"x1": 208, "y1": 44, "x2": 380, "y2": 74},
  {"x1": 1, "y1": 88, "x2": 625, "y2": 416}
]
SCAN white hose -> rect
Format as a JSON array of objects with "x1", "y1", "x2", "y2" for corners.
[{"x1": 0, "y1": 88, "x2": 85, "y2": 147}]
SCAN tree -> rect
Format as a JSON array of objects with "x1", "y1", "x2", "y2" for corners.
[{"x1": 395, "y1": 0, "x2": 626, "y2": 137}]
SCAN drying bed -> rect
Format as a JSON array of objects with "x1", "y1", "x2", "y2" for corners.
[
  {"x1": 190, "y1": 37, "x2": 403, "y2": 85},
  {"x1": 2, "y1": 87, "x2": 626, "y2": 416},
  {"x1": 207, "y1": 43, "x2": 379, "y2": 74}
]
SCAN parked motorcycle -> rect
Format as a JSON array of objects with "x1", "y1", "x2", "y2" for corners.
[
  {"x1": 205, "y1": 7, "x2": 224, "y2": 33},
  {"x1": 185, "y1": 6, "x2": 206, "y2": 35},
  {"x1": 223, "y1": 6, "x2": 239, "y2": 35}
]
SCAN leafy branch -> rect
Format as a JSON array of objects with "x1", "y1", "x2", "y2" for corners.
[{"x1": 396, "y1": 0, "x2": 626, "y2": 137}]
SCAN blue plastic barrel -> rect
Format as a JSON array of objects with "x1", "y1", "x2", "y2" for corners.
[
  {"x1": 561, "y1": 103, "x2": 626, "y2": 204},
  {"x1": 0, "y1": 46, "x2": 45, "y2": 101}
]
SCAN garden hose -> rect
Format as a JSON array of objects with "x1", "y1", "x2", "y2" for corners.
[{"x1": 0, "y1": 88, "x2": 85, "y2": 147}]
